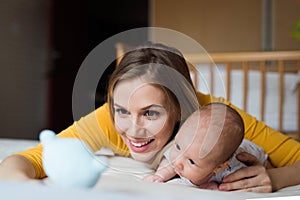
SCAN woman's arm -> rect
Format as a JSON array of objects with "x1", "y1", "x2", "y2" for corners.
[
  {"x1": 219, "y1": 152, "x2": 300, "y2": 192},
  {"x1": 268, "y1": 160, "x2": 300, "y2": 191},
  {"x1": 0, "y1": 155, "x2": 36, "y2": 180}
]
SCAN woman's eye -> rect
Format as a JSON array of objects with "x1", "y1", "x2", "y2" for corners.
[
  {"x1": 188, "y1": 159, "x2": 195, "y2": 165},
  {"x1": 144, "y1": 110, "x2": 160, "y2": 119},
  {"x1": 115, "y1": 108, "x2": 129, "y2": 115}
]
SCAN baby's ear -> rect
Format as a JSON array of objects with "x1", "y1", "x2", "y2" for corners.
[{"x1": 213, "y1": 160, "x2": 230, "y2": 174}]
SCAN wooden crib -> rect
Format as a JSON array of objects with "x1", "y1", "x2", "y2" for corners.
[
  {"x1": 185, "y1": 51, "x2": 300, "y2": 140},
  {"x1": 115, "y1": 43, "x2": 300, "y2": 140}
]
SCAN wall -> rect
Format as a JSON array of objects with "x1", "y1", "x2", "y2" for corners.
[
  {"x1": 150, "y1": 0, "x2": 300, "y2": 52},
  {"x1": 0, "y1": 0, "x2": 49, "y2": 139},
  {"x1": 274, "y1": 0, "x2": 300, "y2": 50}
]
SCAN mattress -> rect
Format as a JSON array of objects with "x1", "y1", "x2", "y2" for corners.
[{"x1": 0, "y1": 138, "x2": 300, "y2": 200}]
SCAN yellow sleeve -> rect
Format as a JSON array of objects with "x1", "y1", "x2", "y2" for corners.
[
  {"x1": 196, "y1": 92, "x2": 300, "y2": 167},
  {"x1": 17, "y1": 103, "x2": 129, "y2": 179}
]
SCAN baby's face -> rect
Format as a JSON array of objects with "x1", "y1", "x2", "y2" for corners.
[{"x1": 169, "y1": 119, "x2": 218, "y2": 186}]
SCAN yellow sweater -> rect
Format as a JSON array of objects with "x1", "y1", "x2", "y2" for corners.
[{"x1": 17, "y1": 92, "x2": 300, "y2": 178}]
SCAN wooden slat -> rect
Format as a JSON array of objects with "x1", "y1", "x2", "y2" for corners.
[
  {"x1": 115, "y1": 43, "x2": 126, "y2": 66},
  {"x1": 188, "y1": 64, "x2": 198, "y2": 89},
  {"x1": 243, "y1": 62, "x2": 248, "y2": 112},
  {"x1": 260, "y1": 61, "x2": 266, "y2": 122},
  {"x1": 210, "y1": 63, "x2": 214, "y2": 94},
  {"x1": 278, "y1": 60, "x2": 284, "y2": 132},
  {"x1": 226, "y1": 63, "x2": 231, "y2": 100},
  {"x1": 298, "y1": 60, "x2": 300, "y2": 139},
  {"x1": 298, "y1": 85, "x2": 300, "y2": 139},
  {"x1": 185, "y1": 51, "x2": 300, "y2": 63}
]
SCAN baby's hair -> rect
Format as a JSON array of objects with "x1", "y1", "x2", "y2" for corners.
[{"x1": 195, "y1": 103, "x2": 244, "y2": 164}]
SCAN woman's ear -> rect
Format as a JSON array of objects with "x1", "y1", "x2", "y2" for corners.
[{"x1": 213, "y1": 160, "x2": 230, "y2": 174}]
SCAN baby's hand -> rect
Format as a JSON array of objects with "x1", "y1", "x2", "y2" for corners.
[{"x1": 143, "y1": 174, "x2": 164, "y2": 182}]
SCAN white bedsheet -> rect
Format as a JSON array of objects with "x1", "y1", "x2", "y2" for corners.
[
  {"x1": 0, "y1": 138, "x2": 39, "y2": 162},
  {"x1": 1, "y1": 139, "x2": 300, "y2": 200}
]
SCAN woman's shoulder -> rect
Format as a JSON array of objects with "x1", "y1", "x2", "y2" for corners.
[
  {"x1": 80, "y1": 103, "x2": 129, "y2": 155},
  {"x1": 76, "y1": 103, "x2": 114, "y2": 137},
  {"x1": 196, "y1": 91, "x2": 210, "y2": 105},
  {"x1": 94, "y1": 103, "x2": 114, "y2": 127},
  {"x1": 196, "y1": 91, "x2": 228, "y2": 105}
]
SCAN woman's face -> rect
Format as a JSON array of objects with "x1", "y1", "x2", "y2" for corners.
[{"x1": 113, "y1": 78, "x2": 178, "y2": 163}]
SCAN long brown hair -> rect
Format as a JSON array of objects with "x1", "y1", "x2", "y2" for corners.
[{"x1": 108, "y1": 43, "x2": 199, "y2": 125}]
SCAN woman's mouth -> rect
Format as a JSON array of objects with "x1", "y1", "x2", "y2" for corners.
[{"x1": 128, "y1": 138, "x2": 154, "y2": 153}]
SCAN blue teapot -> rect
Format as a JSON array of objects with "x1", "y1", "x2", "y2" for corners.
[{"x1": 39, "y1": 130, "x2": 108, "y2": 188}]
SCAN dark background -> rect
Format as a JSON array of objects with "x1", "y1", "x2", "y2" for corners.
[{"x1": 48, "y1": 0, "x2": 149, "y2": 133}]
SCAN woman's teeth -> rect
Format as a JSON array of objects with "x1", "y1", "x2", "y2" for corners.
[{"x1": 130, "y1": 139, "x2": 152, "y2": 147}]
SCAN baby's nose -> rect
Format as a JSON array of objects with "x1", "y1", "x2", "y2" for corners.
[{"x1": 173, "y1": 160, "x2": 184, "y2": 172}]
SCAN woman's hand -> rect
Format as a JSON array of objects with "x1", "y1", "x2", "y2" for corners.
[{"x1": 219, "y1": 152, "x2": 272, "y2": 193}]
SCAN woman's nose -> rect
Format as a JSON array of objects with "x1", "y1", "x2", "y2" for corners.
[
  {"x1": 128, "y1": 113, "x2": 147, "y2": 126},
  {"x1": 126, "y1": 116, "x2": 145, "y2": 137}
]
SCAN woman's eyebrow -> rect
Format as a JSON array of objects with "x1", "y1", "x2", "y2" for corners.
[
  {"x1": 140, "y1": 104, "x2": 164, "y2": 110},
  {"x1": 113, "y1": 103, "x2": 126, "y2": 108},
  {"x1": 114, "y1": 103, "x2": 164, "y2": 110}
]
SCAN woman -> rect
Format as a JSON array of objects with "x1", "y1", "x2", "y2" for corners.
[{"x1": 0, "y1": 43, "x2": 300, "y2": 192}]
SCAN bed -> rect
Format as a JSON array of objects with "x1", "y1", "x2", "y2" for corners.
[{"x1": 1, "y1": 138, "x2": 300, "y2": 200}]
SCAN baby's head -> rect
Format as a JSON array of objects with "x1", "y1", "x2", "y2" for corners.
[{"x1": 170, "y1": 103, "x2": 244, "y2": 186}]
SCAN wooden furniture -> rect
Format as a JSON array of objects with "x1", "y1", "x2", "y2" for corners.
[{"x1": 185, "y1": 51, "x2": 300, "y2": 140}]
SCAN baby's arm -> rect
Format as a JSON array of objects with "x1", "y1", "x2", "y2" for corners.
[{"x1": 143, "y1": 157, "x2": 176, "y2": 182}]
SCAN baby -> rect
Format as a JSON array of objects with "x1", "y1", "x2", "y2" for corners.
[{"x1": 144, "y1": 103, "x2": 271, "y2": 189}]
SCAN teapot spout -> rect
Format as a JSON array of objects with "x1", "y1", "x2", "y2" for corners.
[{"x1": 39, "y1": 130, "x2": 56, "y2": 144}]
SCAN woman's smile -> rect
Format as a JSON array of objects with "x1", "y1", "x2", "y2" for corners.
[{"x1": 127, "y1": 138, "x2": 155, "y2": 153}]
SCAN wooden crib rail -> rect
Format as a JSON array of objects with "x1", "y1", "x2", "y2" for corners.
[
  {"x1": 185, "y1": 51, "x2": 300, "y2": 63},
  {"x1": 185, "y1": 51, "x2": 300, "y2": 139}
]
